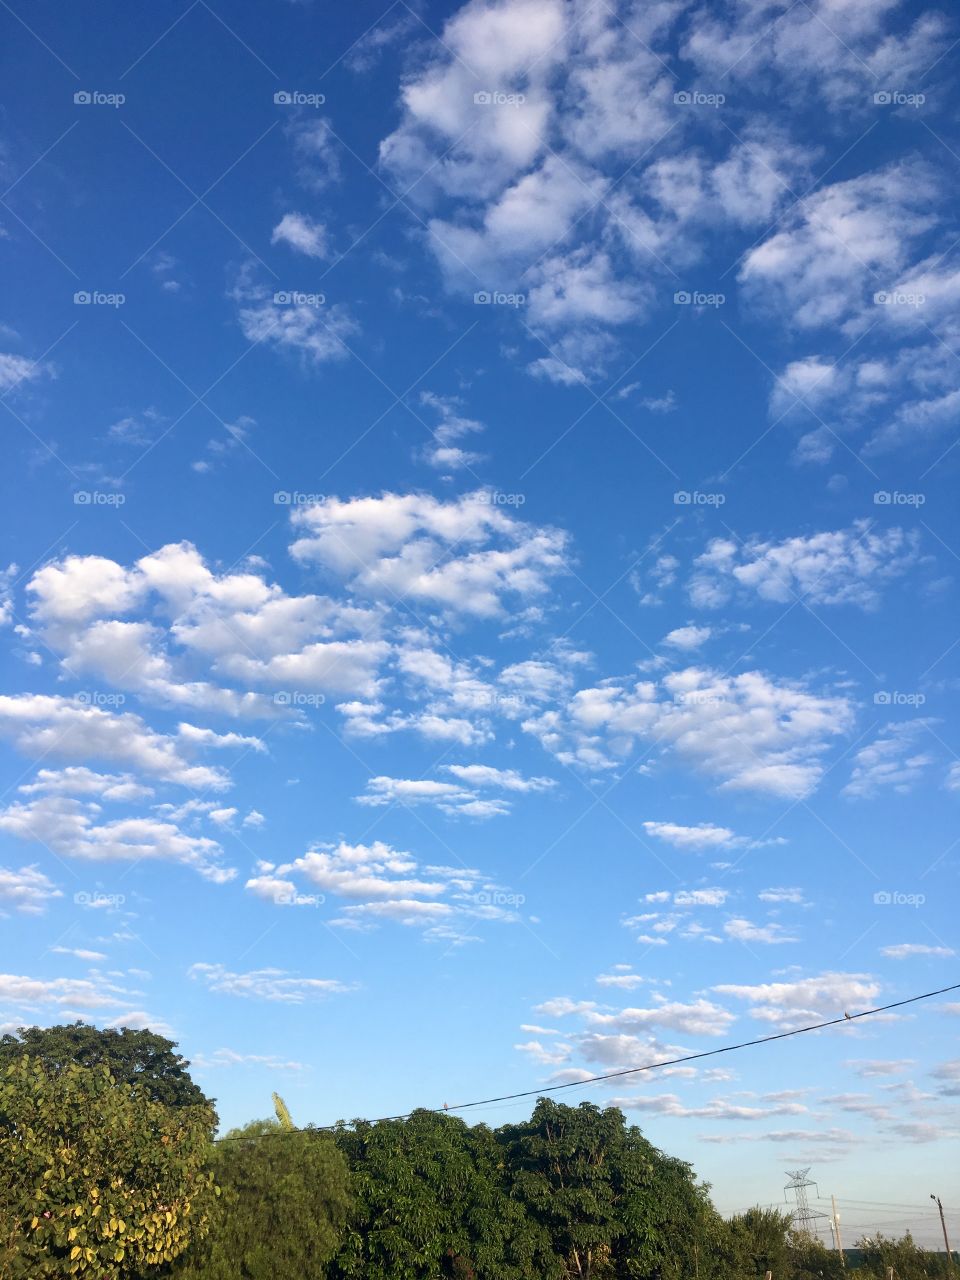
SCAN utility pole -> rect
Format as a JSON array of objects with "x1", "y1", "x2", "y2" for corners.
[
  {"x1": 931, "y1": 1194, "x2": 954, "y2": 1271},
  {"x1": 831, "y1": 1195, "x2": 844, "y2": 1265}
]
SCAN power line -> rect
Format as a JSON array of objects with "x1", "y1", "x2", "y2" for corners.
[{"x1": 217, "y1": 978, "x2": 960, "y2": 1142}]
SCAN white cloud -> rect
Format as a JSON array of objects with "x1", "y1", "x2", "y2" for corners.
[
  {"x1": 880, "y1": 943, "x2": 955, "y2": 959},
  {"x1": 290, "y1": 491, "x2": 569, "y2": 618},
  {"x1": 688, "y1": 524, "x2": 920, "y2": 611},
  {"x1": 514, "y1": 1038, "x2": 572, "y2": 1066},
  {"x1": 663, "y1": 625, "x2": 712, "y2": 651},
  {"x1": 0, "y1": 863, "x2": 62, "y2": 915},
  {"x1": 233, "y1": 266, "x2": 357, "y2": 365},
  {"x1": 617, "y1": 1092, "x2": 808, "y2": 1121},
  {"x1": 0, "y1": 971, "x2": 139, "y2": 1013},
  {"x1": 0, "y1": 352, "x2": 51, "y2": 393},
  {"x1": 0, "y1": 795, "x2": 234, "y2": 882},
  {"x1": 723, "y1": 917, "x2": 798, "y2": 945},
  {"x1": 0, "y1": 695, "x2": 231, "y2": 790},
  {"x1": 587, "y1": 997, "x2": 736, "y2": 1037},
  {"x1": 843, "y1": 720, "x2": 936, "y2": 798},
  {"x1": 271, "y1": 212, "x2": 328, "y2": 259},
  {"x1": 355, "y1": 775, "x2": 510, "y2": 818},
  {"x1": 192, "y1": 1048, "x2": 307, "y2": 1071},
  {"x1": 845, "y1": 1058, "x2": 913, "y2": 1078},
  {"x1": 419, "y1": 392, "x2": 486, "y2": 471},
  {"x1": 51, "y1": 946, "x2": 108, "y2": 962},
  {"x1": 27, "y1": 543, "x2": 390, "y2": 711},
  {"x1": 20, "y1": 768, "x2": 154, "y2": 802},
  {"x1": 188, "y1": 963, "x2": 352, "y2": 1002},
  {"x1": 249, "y1": 840, "x2": 524, "y2": 935},
  {"x1": 442, "y1": 763, "x2": 555, "y2": 792},
  {"x1": 739, "y1": 160, "x2": 941, "y2": 333},
  {"x1": 596, "y1": 972, "x2": 649, "y2": 990},
  {"x1": 526, "y1": 666, "x2": 851, "y2": 796},
  {"x1": 642, "y1": 821, "x2": 738, "y2": 851},
  {"x1": 534, "y1": 996, "x2": 598, "y2": 1018},
  {"x1": 758, "y1": 887, "x2": 805, "y2": 904},
  {"x1": 715, "y1": 971, "x2": 881, "y2": 1029}
]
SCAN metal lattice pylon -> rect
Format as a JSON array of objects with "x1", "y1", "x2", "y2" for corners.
[{"x1": 784, "y1": 1169, "x2": 828, "y2": 1240}]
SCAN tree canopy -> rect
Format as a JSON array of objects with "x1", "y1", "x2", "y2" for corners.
[
  {"x1": 0, "y1": 1024, "x2": 211, "y2": 1111},
  {"x1": 2, "y1": 1030, "x2": 951, "y2": 1280},
  {"x1": 0, "y1": 1055, "x2": 216, "y2": 1280},
  {"x1": 171, "y1": 1118, "x2": 352, "y2": 1280}
]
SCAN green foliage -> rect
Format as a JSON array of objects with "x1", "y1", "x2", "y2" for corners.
[
  {"x1": 788, "y1": 1229, "x2": 845, "y2": 1280},
  {"x1": 171, "y1": 1118, "x2": 352, "y2": 1280},
  {"x1": 850, "y1": 1231, "x2": 955, "y2": 1279},
  {"x1": 723, "y1": 1207, "x2": 796, "y2": 1278},
  {"x1": 498, "y1": 1098, "x2": 724, "y2": 1280},
  {"x1": 332, "y1": 1108, "x2": 560, "y2": 1280},
  {"x1": 0, "y1": 1055, "x2": 216, "y2": 1280},
  {"x1": 7, "y1": 1047, "x2": 927, "y2": 1280},
  {"x1": 0, "y1": 1024, "x2": 212, "y2": 1111}
]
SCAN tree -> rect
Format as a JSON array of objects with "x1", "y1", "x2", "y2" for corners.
[
  {"x1": 721, "y1": 1207, "x2": 795, "y2": 1279},
  {"x1": 332, "y1": 1108, "x2": 560, "y2": 1280},
  {"x1": 497, "y1": 1098, "x2": 724, "y2": 1280},
  {"x1": 0, "y1": 1023, "x2": 211, "y2": 1111},
  {"x1": 852, "y1": 1232, "x2": 955, "y2": 1280},
  {"x1": 0, "y1": 1055, "x2": 216, "y2": 1279},
  {"x1": 172, "y1": 1118, "x2": 352, "y2": 1280},
  {"x1": 789, "y1": 1228, "x2": 845, "y2": 1280}
]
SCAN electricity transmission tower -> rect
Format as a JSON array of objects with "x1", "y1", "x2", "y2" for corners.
[{"x1": 785, "y1": 1169, "x2": 829, "y2": 1240}]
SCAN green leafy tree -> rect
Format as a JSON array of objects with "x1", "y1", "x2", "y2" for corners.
[
  {"x1": 851, "y1": 1232, "x2": 954, "y2": 1280},
  {"x1": 498, "y1": 1099, "x2": 636, "y2": 1278},
  {"x1": 789, "y1": 1229, "x2": 845, "y2": 1280},
  {"x1": 0, "y1": 1055, "x2": 216, "y2": 1279},
  {"x1": 333, "y1": 1108, "x2": 560, "y2": 1280},
  {"x1": 721, "y1": 1207, "x2": 795, "y2": 1279},
  {"x1": 0, "y1": 1023, "x2": 211, "y2": 1110},
  {"x1": 171, "y1": 1118, "x2": 351, "y2": 1280},
  {"x1": 498, "y1": 1098, "x2": 725, "y2": 1280}
]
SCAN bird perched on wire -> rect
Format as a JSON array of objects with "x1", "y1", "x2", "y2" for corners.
[{"x1": 844, "y1": 1011, "x2": 852, "y2": 1020}]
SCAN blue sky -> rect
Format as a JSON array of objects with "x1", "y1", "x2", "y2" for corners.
[{"x1": 1, "y1": 0, "x2": 959, "y2": 1242}]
